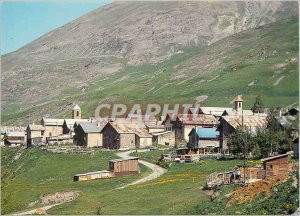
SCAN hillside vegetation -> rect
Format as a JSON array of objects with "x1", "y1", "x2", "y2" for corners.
[{"x1": 2, "y1": 17, "x2": 298, "y2": 124}]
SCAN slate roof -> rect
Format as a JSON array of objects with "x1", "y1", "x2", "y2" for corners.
[
  {"x1": 28, "y1": 124, "x2": 45, "y2": 131},
  {"x1": 64, "y1": 119, "x2": 90, "y2": 130},
  {"x1": 79, "y1": 122, "x2": 102, "y2": 133}
]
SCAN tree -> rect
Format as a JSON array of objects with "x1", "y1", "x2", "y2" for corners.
[
  {"x1": 266, "y1": 108, "x2": 281, "y2": 155},
  {"x1": 227, "y1": 126, "x2": 252, "y2": 158},
  {"x1": 251, "y1": 95, "x2": 265, "y2": 113},
  {"x1": 251, "y1": 143, "x2": 261, "y2": 159}
]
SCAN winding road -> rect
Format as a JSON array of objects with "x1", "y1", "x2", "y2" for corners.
[
  {"x1": 115, "y1": 150, "x2": 167, "y2": 189},
  {"x1": 11, "y1": 150, "x2": 166, "y2": 215}
]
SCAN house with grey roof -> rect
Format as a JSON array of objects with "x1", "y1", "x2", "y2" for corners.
[
  {"x1": 26, "y1": 124, "x2": 46, "y2": 147},
  {"x1": 74, "y1": 122, "x2": 102, "y2": 147}
]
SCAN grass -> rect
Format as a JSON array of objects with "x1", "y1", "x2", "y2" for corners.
[
  {"x1": 2, "y1": 147, "x2": 246, "y2": 215},
  {"x1": 2, "y1": 17, "x2": 299, "y2": 124}
]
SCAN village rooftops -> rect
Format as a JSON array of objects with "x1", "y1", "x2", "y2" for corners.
[
  {"x1": 41, "y1": 117, "x2": 65, "y2": 126},
  {"x1": 261, "y1": 152, "x2": 292, "y2": 162},
  {"x1": 103, "y1": 122, "x2": 152, "y2": 137},
  {"x1": 109, "y1": 157, "x2": 139, "y2": 163},
  {"x1": 27, "y1": 124, "x2": 45, "y2": 131},
  {"x1": 79, "y1": 122, "x2": 102, "y2": 133},
  {"x1": 221, "y1": 115, "x2": 267, "y2": 130}
]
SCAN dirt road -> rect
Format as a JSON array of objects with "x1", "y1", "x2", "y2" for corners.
[{"x1": 115, "y1": 150, "x2": 167, "y2": 189}]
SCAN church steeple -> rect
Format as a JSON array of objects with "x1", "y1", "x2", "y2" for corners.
[
  {"x1": 234, "y1": 95, "x2": 243, "y2": 112},
  {"x1": 72, "y1": 104, "x2": 81, "y2": 119}
]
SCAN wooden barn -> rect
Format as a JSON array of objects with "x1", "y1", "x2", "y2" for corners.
[
  {"x1": 261, "y1": 153, "x2": 293, "y2": 177},
  {"x1": 109, "y1": 157, "x2": 139, "y2": 176}
]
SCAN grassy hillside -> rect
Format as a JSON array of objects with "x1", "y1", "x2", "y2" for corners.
[
  {"x1": 2, "y1": 17, "x2": 298, "y2": 124},
  {"x1": 1, "y1": 147, "x2": 244, "y2": 215}
]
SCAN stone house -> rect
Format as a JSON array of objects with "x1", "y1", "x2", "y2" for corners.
[
  {"x1": 26, "y1": 124, "x2": 45, "y2": 147},
  {"x1": 162, "y1": 113, "x2": 218, "y2": 142},
  {"x1": 101, "y1": 122, "x2": 152, "y2": 149},
  {"x1": 188, "y1": 127, "x2": 220, "y2": 154},
  {"x1": 41, "y1": 117, "x2": 64, "y2": 137},
  {"x1": 4, "y1": 131, "x2": 26, "y2": 146},
  {"x1": 218, "y1": 115, "x2": 267, "y2": 154},
  {"x1": 74, "y1": 122, "x2": 102, "y2": 147},
  {"x1": 152, "y1": 131, "x2": 175, "y2": 146}
]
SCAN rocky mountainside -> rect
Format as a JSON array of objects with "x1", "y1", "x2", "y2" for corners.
[{"x1": 1, "y1": 1, "x2": 298, "y2": 125}]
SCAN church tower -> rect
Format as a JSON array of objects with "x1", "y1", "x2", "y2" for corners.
[
  {"x1": 234, "y1": 95, "x2": 243, "y2": 113},
  {"x1": 72, "y1": 104, "x2": 81, "y2": 119}
]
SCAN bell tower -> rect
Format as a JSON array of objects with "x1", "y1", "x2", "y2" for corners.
[
  {"x1": 234, "y1": 95, "x2": 243, "y2": 113},
  {"x1": 72, "y1": 104, "x2": 81, "y2": 119}
]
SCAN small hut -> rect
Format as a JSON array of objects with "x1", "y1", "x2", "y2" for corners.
[{"x1": 109, "y1": 157, "x2": 139, "y2": 176}]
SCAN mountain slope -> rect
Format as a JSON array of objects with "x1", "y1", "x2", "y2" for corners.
[{"x1": 1, "y1": 1, "x2": 299, "y2": 125}]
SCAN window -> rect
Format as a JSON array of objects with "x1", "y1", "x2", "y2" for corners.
[
  {"x1": 41, "y1": 131, "x2": 44, "y2": 136},
  {"x1": 77, "y1": 111, "x2": 80, "y2": 116},
  {"x1": 239, "y1": 103, "x2": 241, "y2": 108},
  {"x1": 49, "y1": 132, "x2": 52, "y2": 137}
]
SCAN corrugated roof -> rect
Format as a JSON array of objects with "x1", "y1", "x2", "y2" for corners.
[
  {"x1": 196, "y1": 128, "x2": 219, "y2": 138},
  {"x1": 222, "y1": 115, "x2": 267, "y2": 129},
  {"x1": 28, "y1": 124, "x2": 45, "y2": 131},
  {"x1": 42, "y1": 118, "x2": 64, "y2": 126},
  {"x1": 79, "y1": 122, "x2": 102, "y2": 133},
  {"x1": 105, "y1": 122, "x2": 152, "y2": 137}
]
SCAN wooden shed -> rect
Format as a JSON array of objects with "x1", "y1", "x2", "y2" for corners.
[
  {"x1": 73, "y1": 170, "x2": 114, "y2": 181},
  {"x1": 109, "y1": 157, "x2": 139, "y2": 176},
  {"x1": 261, "y1": 153, "x2": 292, "y2": 177}
]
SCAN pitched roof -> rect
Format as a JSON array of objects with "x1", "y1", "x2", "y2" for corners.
[
  {"x1": 64, "y1": 119, "x2": 90, "y2": 130},
  {"x1": 195, "y1": 127, "x2": 219, "y2": 139},
  {"x1": 7, "y1": 131, "x2": 25, "y2": 137},
  {"x1": 109, "y1": 156, "x2": 139, "y2": 163},
  {"x1": 28, "y1": 124, "x2": 45, "y2": 131},
  {"x1": 261, "y1": 152, "x2": 291, "y2": 162},
  {"x1": 42, "y1": 118, "x2": 64, "y2": 126},
  {"x1": 104, "y1": 122, "x2": 152, "y2": 137},
  {"x1": 72, "y1": 104, "x2": 81, "y2": 110},
  {"x1": 199, "y1": 107, "x2": 231, "y2": 116},
  {"x1": 79, "y1": 122, "x2": 102, "y2": 133},
  {"x1": 221, "y1": 115, "x2": 267, "y2": 129},
  {"x1": 222, "y1": 109, "x2": 253, "y2": 116},
  {"x1": 179, "y1": 114, "x2": 218, "y2": 125},
  {"x1": 234, "y1": 95, "x2": 244, "y2": 102}
]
